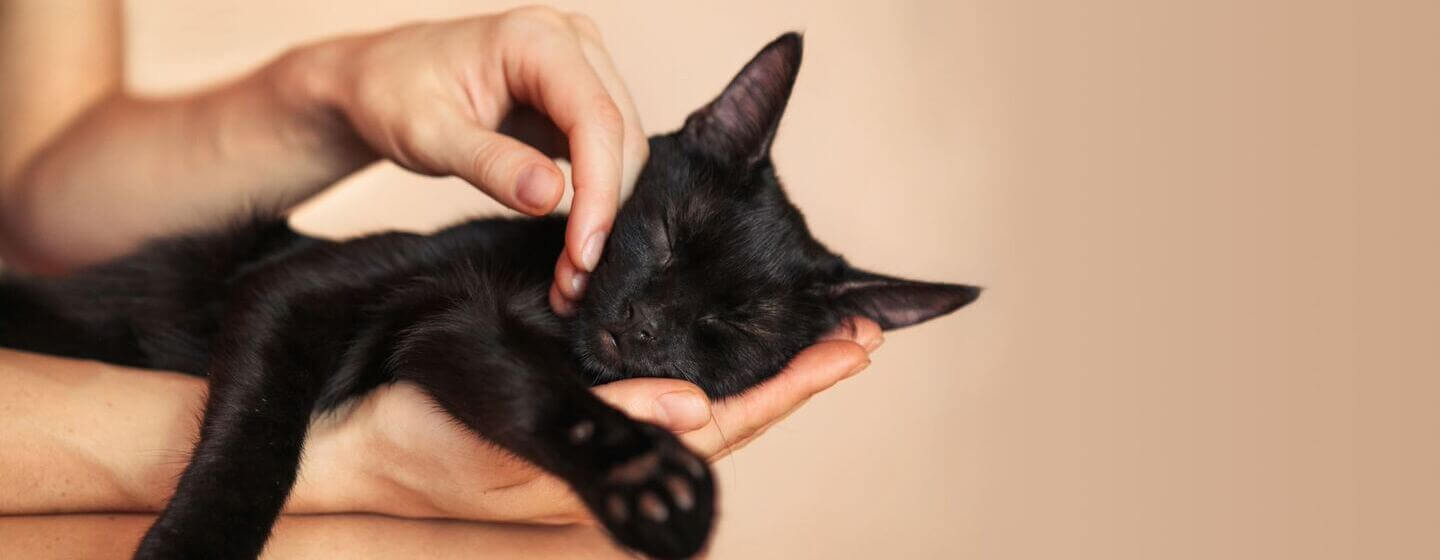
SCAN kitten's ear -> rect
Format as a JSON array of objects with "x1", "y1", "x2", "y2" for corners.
[
  {"x1": 681, "y1": 32, "x2": 803, "y2": 167},
  {"x1": 828, "y1": 268, "x2": 982, "y2": 330}
]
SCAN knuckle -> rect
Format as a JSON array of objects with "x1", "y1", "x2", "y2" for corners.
[
  {"x1": 468, "y1": 138, "x2": 504, "y2": 184},
  {"x1": 566, "y1": 13, "x2": 603, "y2": 40},
  {"x1": 590, "y1": 95, "x2": 625, "y2": 136},
  {"x1": 494, "y1": 6, "x2": 577, "y2": 53},
  {"x1": 501, "y1": 5, "x2": 567, "y2": 31},
  {"x1": 394, "y1": 117, "x2": 427, "y2": 144},
  {"x1": 385, "y1": 120, "x2": 432, "y2": 168}
]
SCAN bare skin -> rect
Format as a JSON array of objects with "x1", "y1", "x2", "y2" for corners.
[
  {"x1": 0, "y1": 324, "x2": 879, "y2": 557},
  {"x1": 0, "y1": 2, "x2": 883, "y2": 555},
  {"x1": 0, "y1": 321, "x2": 880, "y2": 519},
  {"x1": 0, "y1": 514, "x2": 631, "y2": 559},
  {"x1": 0, "y1": 4, "x2": 641, "y2": 318}
]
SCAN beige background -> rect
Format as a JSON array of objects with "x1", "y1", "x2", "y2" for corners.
[{"x1": 120, "y1": 1, "x2": 1437, "y2": 559}]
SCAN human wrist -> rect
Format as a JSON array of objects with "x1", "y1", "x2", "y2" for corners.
[
  {"x1": 264, "y1": 39, "x2": 377, "y2": 176},
  {"x1": 284, "y1": 406, "x2": 389, "y2": 514}
]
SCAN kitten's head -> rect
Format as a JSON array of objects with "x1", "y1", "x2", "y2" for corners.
[{"x1": 574, "y1": 33, "x2": 979, "y2": 397}]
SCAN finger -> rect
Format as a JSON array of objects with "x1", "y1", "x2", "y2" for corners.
[
  {"x1": 709, "y1": 398, "x2": 809, "y2": 460},
  {"x1": 565, "y1": 13, "x2": 648, "y2": 196},
  {"x1": 504, "y1": 29, "x2": 624, "y2": 272},
  {"x1": 820, "y1": 316, "x2": 884, "y2": 351},
  {"x1": 548, "y1": 281, "x2": 575, "y2": 317},
  {"x1": 713, "y1": 340, "x2": 869, "y2": 428},
  {"x1": 442, "y1": 125, "x2": 566, "y2": 216},
  {"x1": 680, "y1": 340, "x2": 871, "y2": 457},
  {"x1": 553, "y1": 249, "x2": 587, "y2": 302},
  {"x1": 591, "y1": 378, "x2": 712, "y2": 432},
  {"x1": 707, "y1": 342, "x2": 876, "y2": 459}
]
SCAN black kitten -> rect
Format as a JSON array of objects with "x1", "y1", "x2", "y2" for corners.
[{"x1": 0, "y1": 34, "x2": 977, "y2": 559}]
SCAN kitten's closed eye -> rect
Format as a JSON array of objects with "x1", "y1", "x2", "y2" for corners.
[
  {"x1": 696, "y1": 315, "x2": 741, "y2": 332},
  {"x1": 653, "y1": 213, "x2": 675, "y2": 266}
]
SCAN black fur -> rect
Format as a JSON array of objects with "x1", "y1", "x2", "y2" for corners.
[{"x1": 0, "y1": 33, "x2": 978, "y2": 559}]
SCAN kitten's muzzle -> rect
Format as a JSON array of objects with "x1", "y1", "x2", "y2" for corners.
[
  {"x1": 596, "y1": 328, "x2": 622, "y2": 366},
  {"x1": 618, "y1": 301, "x2": 662, "y2": 348}
]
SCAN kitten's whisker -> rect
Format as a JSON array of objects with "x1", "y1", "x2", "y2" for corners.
[
  {"x1": 708, "y1": 406, "x2": 740, "y2": 488},
  {"x1": 710, "y1": 407, "x2": 730, "y2": 452}
]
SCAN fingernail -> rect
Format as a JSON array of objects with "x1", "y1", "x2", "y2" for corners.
[
  {"x1": 844, "y1": 359, "x2": 872, "y2": 379},
  {"x1": 516, "y1": 165, "x2": 557, "y2": 212},
  {"x1": 654, "y1": 391, "x2": 709, "y2": 431},
  {"x1": 581, "y1": 231, "x2": 607, "y2": 272},
  {"x1": 865, "y1": 334, "x2": 885, "y2": 353},
  {"x1": 569, "y1": 271, "x2": 588, "y2": 297}
]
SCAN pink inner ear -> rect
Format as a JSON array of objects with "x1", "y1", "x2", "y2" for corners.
[
  {"x1": 682, "y1": 33, "x2": 803, "y2": 165},
  {"x1": 831, "y1": 278, "x2": 981, "y2": 330}
]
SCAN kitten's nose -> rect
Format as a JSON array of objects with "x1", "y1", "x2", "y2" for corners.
[{"x1": 624, "y1": 301, "x2": 661, "y2": 344}]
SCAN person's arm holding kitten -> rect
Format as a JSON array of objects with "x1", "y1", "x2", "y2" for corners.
[
  {"x1": 0, "y1": 320, "x2": 878, "y2": 525},
  {"x1": 0, "y1": 0, "x2": 879, "y2": 538}
]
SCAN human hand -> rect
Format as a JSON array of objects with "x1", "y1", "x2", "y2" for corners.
[
  {"x1": 296, "y1": 7, "x2": 646, "y2": 314},
  {"x1": 315, "y1": 318, "x2": 883, "y2": 524}
]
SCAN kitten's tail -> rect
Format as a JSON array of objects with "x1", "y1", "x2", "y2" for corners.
[
  {"x1": 0, "y1": 273, "x2": 143, "y2": 364},
  {"x1": 0, "y1": 217, "x2": 310, "y2": 370}
]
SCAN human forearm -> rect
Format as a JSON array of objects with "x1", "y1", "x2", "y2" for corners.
[
  {"x1": 0, "y1": 513, "x2": 631, "y2": 559},
  {"x1": 0, "y1": 349, "x2": 203, "y2": 513},
  {"x1": 0, "y1": 316, "x2": 880, "y2": 520},
  {"x1": 0, "y1": 349, "x2": 370, "y2": 515},
  {"x1": 0, "y1": 45, "x2": 371, "y2": 272}
]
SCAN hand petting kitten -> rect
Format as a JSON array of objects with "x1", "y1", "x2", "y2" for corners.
[
  {"x1": 0, "y1": 6, "x2": 642, "y2": 314},
  {"x1": 293, "y1": 7, "x2": 647, "y2": 314}
]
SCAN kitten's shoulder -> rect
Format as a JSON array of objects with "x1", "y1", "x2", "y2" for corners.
[{"x1": 430, "y1": 214, "x2": 567, "y2": 253}]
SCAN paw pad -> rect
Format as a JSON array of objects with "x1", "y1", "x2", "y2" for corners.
[
  {"x1": 606, "y1": 493, "x2": 629, "y2": 523},
  {"x1": 665, "y1": 475, "x2": 695, "y2": 511},
  {"x1": 638, "y1": 491, "x2": 669, "y2": 522},
  {"x1": 575, "y1": 423, "x2": 715, "y2": 559},
  {"x1": 569, "y1": 420, "x2": 595, "y2": 444}
]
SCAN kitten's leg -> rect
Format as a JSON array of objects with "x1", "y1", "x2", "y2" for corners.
[
  {"x1": 133, "y1": 311, "x2": 327, "y2": 559},
  {"x1": 395, "y1": 315, "x2": 717, "y2": 560}
]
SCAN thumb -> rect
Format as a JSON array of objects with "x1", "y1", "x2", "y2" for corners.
[
  {"x1": 445, "y1": 126, "x2": 567, "y2": 216},
  {"x1": 591, "y1": 378, "x2": 712, "y2": 433}
]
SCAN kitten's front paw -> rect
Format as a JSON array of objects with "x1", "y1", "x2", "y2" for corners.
[{"x1": 571, "y1": 421, "x2": 716, "y2": 559}]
